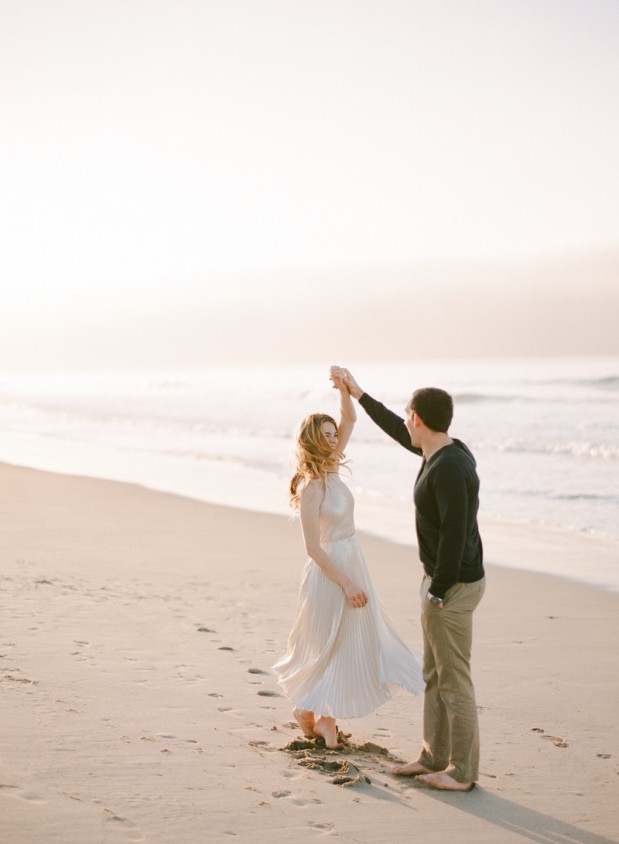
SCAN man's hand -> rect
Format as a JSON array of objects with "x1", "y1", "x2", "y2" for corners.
[{"x1": 330, "y1": 366, "x2": 364, "y2": 399}]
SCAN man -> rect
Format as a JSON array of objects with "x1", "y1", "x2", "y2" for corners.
[{"x1": 330, "y1": 366, "x2": 485, "y2": 792}]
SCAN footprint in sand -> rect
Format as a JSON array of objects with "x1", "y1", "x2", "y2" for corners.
[
  {"x1": 102, "y1": 809, "x2": 145, "y2": 842},
  {"x1": 372, "y1": 727, "x2": 391, "y2": 739},
  {"x1": 269, "y1": 791, "x2": 323, "y2": 807},
  {"x1": 309, "y1": 821, "x2": 335, "y2": 831},
  {"x1": 70, "y1": 641, "x2": 94, "y2": 663},
  {"x1": 0, "y1": 784, "x2": 46, "y2": 803},
  {"x1": 542, "y1": 735, "x2": 569, "y2": 748},
  {"x1": 533, "y1": 728, "x2": 569, "y2": 748}
]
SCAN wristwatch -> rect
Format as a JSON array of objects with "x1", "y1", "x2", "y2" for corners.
[{"x1": 429, "y1": 594, "x2": 444, "y2": 606}]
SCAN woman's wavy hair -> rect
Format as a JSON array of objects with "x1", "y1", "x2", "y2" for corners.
[{"x1": 289, "y1": 413, "x2": 343, "y2": 510}]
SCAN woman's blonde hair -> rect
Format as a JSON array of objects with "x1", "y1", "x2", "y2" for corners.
[{"x1": 289, "y1": 413, "x2": 343, "y2": 510}]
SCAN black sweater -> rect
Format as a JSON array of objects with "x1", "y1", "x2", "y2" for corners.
[{"x1": 359, "y1": 392, "x2": 484, "y2": 598}]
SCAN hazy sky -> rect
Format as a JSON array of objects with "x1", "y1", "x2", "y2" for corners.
[{"x1": 2, "y1": 0, "x2": 618, "y2": 369}]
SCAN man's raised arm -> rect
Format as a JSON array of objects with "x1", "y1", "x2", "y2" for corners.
[{"x1": 330, "y1": 366, "x2": 421, "y2": 455}]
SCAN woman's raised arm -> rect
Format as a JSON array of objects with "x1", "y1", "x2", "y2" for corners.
[{"x1": 331, "y1": 374, "x2": 356, "y2": 452}]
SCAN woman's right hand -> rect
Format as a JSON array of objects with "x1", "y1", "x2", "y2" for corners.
[{"x1": 343, "y1": 580, "x2": 368, "y2": 609}]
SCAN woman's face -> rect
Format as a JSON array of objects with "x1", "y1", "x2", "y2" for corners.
[{"x1": 321, "y1": 421, "x2": 339, "y2": 450}]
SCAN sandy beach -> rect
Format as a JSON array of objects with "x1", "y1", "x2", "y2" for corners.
[{"x1": 1, "y1": 461, "x2": 618, "y2": 844}]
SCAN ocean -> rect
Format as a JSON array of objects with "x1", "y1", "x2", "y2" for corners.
[{"x1": 1, "y1": 356, "x2": 617, "y2": 586}]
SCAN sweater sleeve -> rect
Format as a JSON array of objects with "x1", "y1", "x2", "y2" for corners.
[
  {"x1": 359, "y1": 393, "x2": 423, "y2": 455},
  {"x1": 429, "y1": 460, "x2": 469, "y2": 598}
]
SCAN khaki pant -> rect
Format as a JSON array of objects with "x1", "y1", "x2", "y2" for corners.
[{"x1": 417, "y1": 574, "x2": 486, "y2": 783}]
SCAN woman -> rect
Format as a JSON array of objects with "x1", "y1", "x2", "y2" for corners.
[{"x1": 272, "y1": 374, "x2": 424, "y2": 749}]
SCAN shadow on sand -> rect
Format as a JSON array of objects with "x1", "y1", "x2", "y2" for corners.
[{"x1": 412, "y1": 782, "x2": 617, "y2": 844}]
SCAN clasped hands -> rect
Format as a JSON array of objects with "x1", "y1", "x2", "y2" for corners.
[{"x1": 329, "y1": 365, "x2": 364, "y2": 399}]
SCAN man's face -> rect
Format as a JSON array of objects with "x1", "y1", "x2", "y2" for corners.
[{"x1": 405, "y1": 406, "x2": 420, "y2": 448}]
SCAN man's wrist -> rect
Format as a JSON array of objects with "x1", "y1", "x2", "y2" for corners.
[{"x1": 429, "y1": 594, "x2": 444, "y2": 606}]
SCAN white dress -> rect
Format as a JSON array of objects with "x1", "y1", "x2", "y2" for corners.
[{"x1": 273, "y1": 473, "x2": 424, "y2": 719}]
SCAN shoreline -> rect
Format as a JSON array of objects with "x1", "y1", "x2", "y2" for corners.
[
  {"x1": 1, "y1": 452, "x2": 618, "y2": 593},
  {"x1": 1, "y1": 461, "x2": 618, "y2": 842}
]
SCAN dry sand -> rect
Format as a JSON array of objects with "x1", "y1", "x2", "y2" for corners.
[{"x1": 1, "y1": 461, "x2": 618, "y2": 843}]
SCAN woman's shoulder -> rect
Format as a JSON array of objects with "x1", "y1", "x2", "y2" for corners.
[{"x1": 299, "y1": 476, "x2": 327, "y2": 503}]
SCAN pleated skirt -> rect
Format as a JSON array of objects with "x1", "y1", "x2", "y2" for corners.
[{"x1": 272, "y1": 535, "x2": 424, "y2": 719}]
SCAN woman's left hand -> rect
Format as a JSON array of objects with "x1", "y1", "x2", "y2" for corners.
[{"x1": 343, "y1": 581, "x2": 368, "y2": 609}]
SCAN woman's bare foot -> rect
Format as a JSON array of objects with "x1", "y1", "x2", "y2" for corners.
[
  {"x1": 416, "y1": 771, "x2": 475, "y2": 792},
  {"x1": 392, "y1": 761, "x2": 435, "y2": 777},
  {"x1": 293, "y1": 708, "x2": 316, "y2": 738},
  {"x1": 313, "y1": 716, "x2": 339, "y2": 749}
]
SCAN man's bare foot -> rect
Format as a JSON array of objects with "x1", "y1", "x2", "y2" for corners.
[
  {"x1": 416, "y1": 771, "x2": 475, "y2": 792},
  {"x1": 293, "y1": 708, "x2": 316, "y2": 738},
  {"x1": 313, "y1": 717, "x2": 339, "y2": 749},
  {"x1": 391, "y1": 761, "x2": 435, "y2": 777}
]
